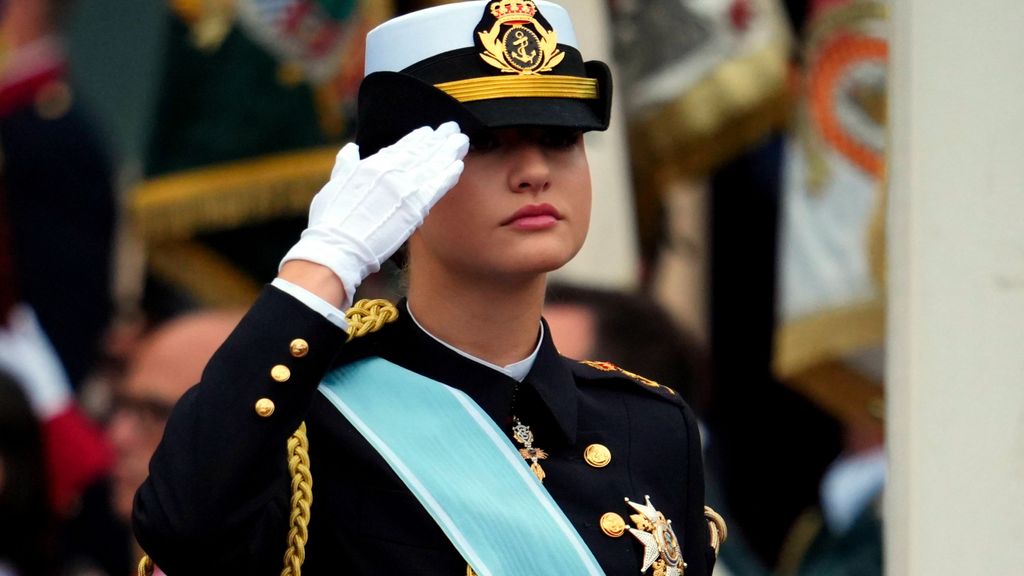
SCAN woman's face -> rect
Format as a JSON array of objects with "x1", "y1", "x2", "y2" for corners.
[{"x1": 409, "y1": 126, "x2": 592, "y2": 282}]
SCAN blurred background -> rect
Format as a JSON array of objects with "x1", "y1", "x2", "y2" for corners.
[{"x1": 0, "y1": 0, "x2": 960, "y2": 574}]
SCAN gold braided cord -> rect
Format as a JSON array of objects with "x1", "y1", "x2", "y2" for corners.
[
  {"x1": 282, "y1": 422, "x2": 313, "y2": 576},
  {"x1": 434, "y1": 74, "x2": 598, "y2": 103},
  {"x1": 134, "y1": 429, "x2": 314, "y2": 576},
  {"x1": 137, "y1": 300, "x2": 400, "y2": 576},
  {"x1": 277, "y1": 299, "x2": 397, "y2": 575},
  {"x1": 345, "y1": 298, "x2": 400, "y2": 342},
  {"x1": 705, "y1": 505, "x2": 729, "y2": 557},
  {"x1": 137, "y1": 555, "x2": 154, "y2": 576}
]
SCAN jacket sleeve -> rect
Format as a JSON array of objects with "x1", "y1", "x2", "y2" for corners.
[
  {"x1": 132, "y1": 285, "x2": 347, "y2": 575},
  {"x1": 679, "y1": 400, "x2": 716, "y2": 576}
]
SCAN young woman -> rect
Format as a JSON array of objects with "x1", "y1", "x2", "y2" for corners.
[{"x1": 133, "y1": 2, "x2": 722, "y2": 575}]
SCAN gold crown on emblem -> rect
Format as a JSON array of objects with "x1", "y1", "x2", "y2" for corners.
[{"x1": 489, "y1": 1, "x2": 538, "y2": 24}]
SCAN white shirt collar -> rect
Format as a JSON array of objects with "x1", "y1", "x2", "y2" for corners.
[{"x1": 406, "y1": 303, "x2": 542, "y2": 382}]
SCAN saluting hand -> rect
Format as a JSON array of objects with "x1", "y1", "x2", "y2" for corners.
[{"x1": 280, "y1": 122, "x2": 469, "y2": 308}]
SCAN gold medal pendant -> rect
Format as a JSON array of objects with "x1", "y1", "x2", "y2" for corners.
[
  {"x1": 625, "y1": 495, "x2": 687, "y2": 576},
  {"x1": 512, "y1": 417, "x2": 547, "y2": 482}
]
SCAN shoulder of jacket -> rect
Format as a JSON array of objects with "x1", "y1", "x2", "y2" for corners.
[
  {"x1": 330, "y1": 298, "x2": 401, "y2": 363},
  {"x1": 346, "y1": 298, "x2": 401, "y2": 340},
  {"x1": 571, "y1": 359, "x2": 682, "y2": 403}
]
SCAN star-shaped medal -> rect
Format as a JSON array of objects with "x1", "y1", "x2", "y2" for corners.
[{"x1": 625, "y1": 495, "x2": 686, "y2": 576}]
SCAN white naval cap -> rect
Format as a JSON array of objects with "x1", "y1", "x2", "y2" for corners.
[
  {"x1": 354, "y1": 0, "x2": 610, "y2": 157},
  {"x1": 364, "y1": 1, "x2": 580, "y2": 76}
]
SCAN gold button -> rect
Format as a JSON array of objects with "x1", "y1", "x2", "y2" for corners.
[
  {"x1": 254, "y1": 398, "x2": 275, "y2": 417},
  {"x1": 289, "y1": 338, "x2": 309, "y2": 358},
  {"x1": 600, "y1": 512, "x2": 626, "y2": 537},
  {"x1": 584, "y1": 443, "x2": 612, "y2": 468},
  {"x1": 271, "y1": 364, "x2": 291, "y2": 382}
]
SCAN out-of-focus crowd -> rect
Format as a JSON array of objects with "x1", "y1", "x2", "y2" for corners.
[{"x1": 1, "y1": 0, "x2": 888, "y2": 575}]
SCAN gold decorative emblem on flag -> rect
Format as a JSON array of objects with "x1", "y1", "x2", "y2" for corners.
[
  {"x1": 477, "y1": 1, "x2": 565, "y2": 74},
  {"x1": 625, "y1": 495, "x2": 686, "y2": 576}
]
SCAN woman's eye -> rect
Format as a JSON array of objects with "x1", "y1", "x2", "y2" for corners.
[
  {"x1": 469, "y1": 133, "x2": 500, "y2": 152},
  {"x1": 542, "y1": 130, "x2": 582, "y2": 149}
]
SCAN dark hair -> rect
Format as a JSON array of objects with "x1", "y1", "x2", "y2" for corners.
[
  {"x1": 0, "y1": 371, "x2": 55, "y2": 575},
  {"x1": 545, "y1": 283, "x2": 710, "y2": 412}
]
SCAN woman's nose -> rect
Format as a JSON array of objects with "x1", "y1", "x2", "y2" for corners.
[{"x1": 509, "y1": 144, "x2": 551, "y2": 193}]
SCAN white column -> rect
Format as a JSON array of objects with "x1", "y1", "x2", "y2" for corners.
[{"x1": 887, "y1": 1, "x2": 1024, "y2": 574}]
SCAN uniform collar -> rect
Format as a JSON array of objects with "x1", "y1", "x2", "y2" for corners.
[
  {"x1": 405, "y1": 301, "x2": 542, "y2": 382},
  {"x1": 338, "y1": 300, "x2": 578, "y2": 445},
  {"x1": 522, "y1": 317, "x2": 578, "y2": 445}
]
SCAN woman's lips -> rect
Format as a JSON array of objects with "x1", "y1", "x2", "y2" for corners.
[{"x1": 503, "y1": 203, "x2": 562, "y2": 230}]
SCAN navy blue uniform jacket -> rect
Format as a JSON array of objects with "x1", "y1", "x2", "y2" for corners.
[{"x1": 133, "y1": 286, "x2": 715, "y2": 575}]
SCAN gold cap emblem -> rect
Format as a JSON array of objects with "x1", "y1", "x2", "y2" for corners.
[{"x1": 477, "y1": 0, "x2": 564, "y2": 75}]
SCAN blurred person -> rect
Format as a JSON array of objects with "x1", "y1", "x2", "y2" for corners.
[
  {"x1": 0, "y1": 0, "x2": 117, "y2": 389},
  {"x1": 544, "y1": 282, "x2": 706, "y2": 409},
  {"x1": 783, "y1": 359, "x2": 885, "y2": 576},
  {"x1": 0, "y1": 305, "x2": 243, "y2": 575},
  {"x1": 794, "y1": 446, "x2": 883, "y2": 576},
  {"x1": 706, "y1": 135, "x2": 845, "y2": 569},
  {"x1": 0, "y1": 3, "x2": 120, "y2": 561},
  {"x1": 0, "y1": 304, "x2": 118, "y2": 575},
  {"x1": 105, "y1": 309, "x2": 244, "y2": 565},
  {"x1": 0, "y1": 304, "x2": 113, "y2": 517},
  {"x1": 543, "y1": 283, "x2": 770, "y2": 576},
  {"x1": 133, "y1": 2, "x2": 723, "y2": 575}
]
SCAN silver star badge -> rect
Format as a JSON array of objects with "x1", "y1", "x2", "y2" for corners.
[{"x1": 625, "y1": 495, "x2": 686, "y2": 576}]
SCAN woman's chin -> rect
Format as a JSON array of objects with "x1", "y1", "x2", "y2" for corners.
[{"x1": 503, "y1": 247, "x2": 579, "y2": 276}]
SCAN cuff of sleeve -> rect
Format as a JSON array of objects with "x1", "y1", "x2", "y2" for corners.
[{"x1": 272, "y1": 278, "x2": 350, "y2": 331}]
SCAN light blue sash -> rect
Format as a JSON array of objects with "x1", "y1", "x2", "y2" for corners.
[{"x1": 318, "y1": 357, "x2": 605, "y2": 576}]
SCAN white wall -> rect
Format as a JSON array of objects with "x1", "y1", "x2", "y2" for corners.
[{"x1": 887, "y1": 1, "x2": 1024, "y2": 573}]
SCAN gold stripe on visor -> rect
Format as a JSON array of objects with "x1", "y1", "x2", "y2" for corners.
[{"x1": 434, "y1": 75, "x2": 598, "y2": 103}]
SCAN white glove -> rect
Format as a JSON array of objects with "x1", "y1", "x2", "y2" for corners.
[
  {"x1": 0, "y1": 304, "x2": 74, "y2": 419},
  {"x1": 280, "y1": 122, "x2": 469, "y2": 308}
]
